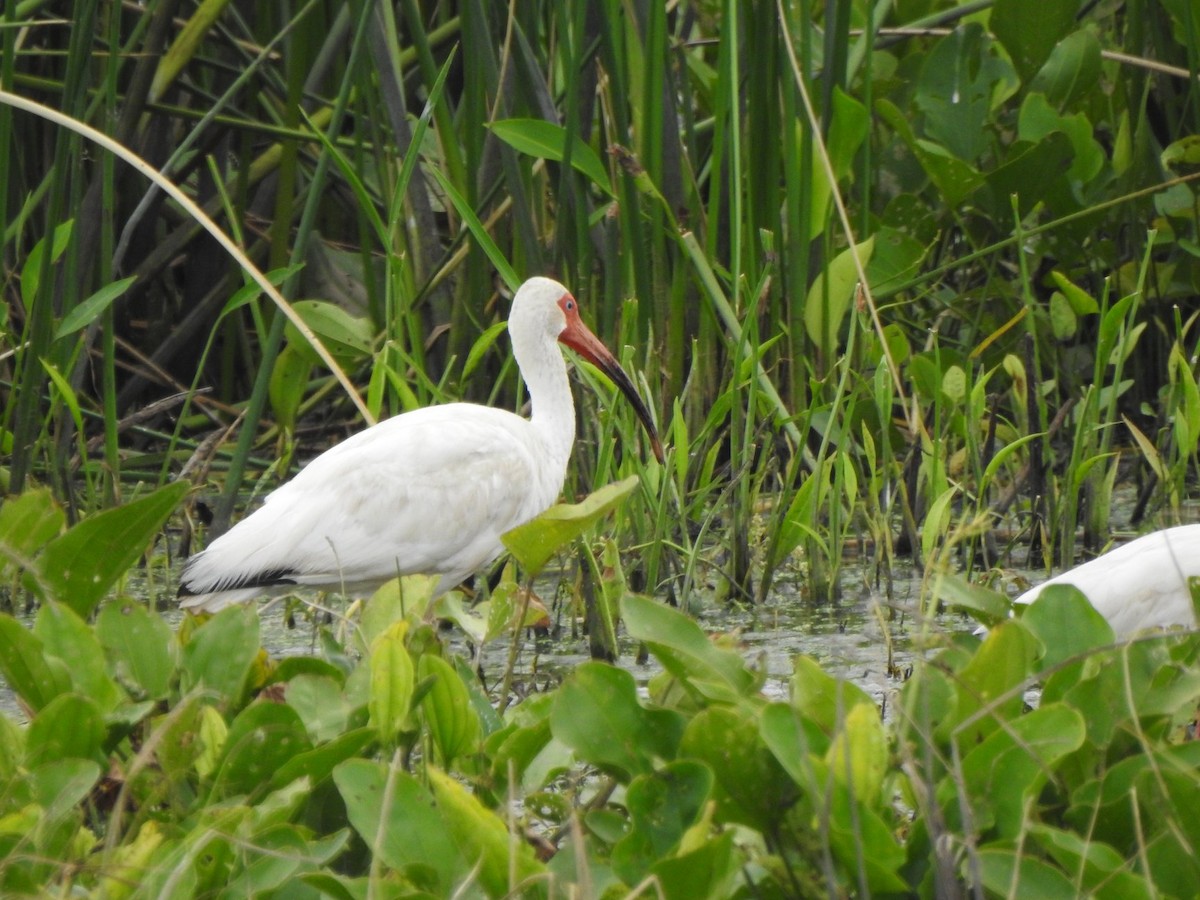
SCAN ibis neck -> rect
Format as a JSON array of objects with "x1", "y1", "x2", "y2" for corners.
[{"x1": 519, "y1": 339, "x2": 576, "y2": 477}]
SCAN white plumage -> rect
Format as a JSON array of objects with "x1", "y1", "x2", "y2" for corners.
[
  {"x1": 1013, "y1": 524, "x2": 1200, "y2": 639},
  {"x1": 178, "y1": 277, "x2": 662, "y2": 613}
]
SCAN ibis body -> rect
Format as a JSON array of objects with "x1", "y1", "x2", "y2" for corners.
[
  {"x1": 1013, "y1": 524, "x2": 1200, "y2": 640},
  {"x1": 178, "y1": 277, "x2": 661, "y2": 613}
]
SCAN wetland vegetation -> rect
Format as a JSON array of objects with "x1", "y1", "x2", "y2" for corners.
[{"x1": 2, "y1": 0, "x2": 1200, "y2": 896}]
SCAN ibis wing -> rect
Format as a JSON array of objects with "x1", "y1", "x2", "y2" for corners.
[
  {"x1": 180, "y1": 405, "x2": 563, "y2": 598},
  {"x1": 1016, "y1": 524, "x2": 1200, "y2": 638}
]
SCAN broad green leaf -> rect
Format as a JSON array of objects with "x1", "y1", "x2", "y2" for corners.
[
  {"x1": 895, "y1": 660, "x2": 960, "y2": 761},
  {"x1": 364, "y1": 575, "x2": 438, "y2": 646},
  {"x1": 54, "y1": 276, "x2": 137, "y2": 340},
  {"x1": 1163, "y1": 134, "x2": 1200, "y2": 170},
  {"x1": 1134, "y1": 767, "x2": 1200, "y2": 893},
  {"x1": 1097, "y1": 293, "x2": 1137, "y2": 369},
  {"x1": 268, "y1": 343, "x2": 312, "y2": 435},
  {"x1": 877, "y1": 100, "x2": 986, "y2": 205},
  {"x1": 150, "y1": 695, "x2": 207, "y2": 781},
  {"x1": 647, "y1": 830, "x2": 740, "y2": 900},
  {"x1": 26, "y1": 693, "x2": 105, "y2": 768},
  {"x1": 284, "y1": 674, "x2": 352, "y2": 744},
  {"x1": 864, "y1": 226, "x2": 928, "y2": 298},
  {"x1": 268, "y1": 655, "x2": 346, "y2": 687},
  {"x1": 502, "y1": 476, "x2": 638, "y2": 575},
  {"x1": 489, "y1": 717, "x2": 566, "y2": 795},
  {"x1": 977, "y1": 847, "x2": 1078, "y2": 898},
  {"x1": 681, "y1": 706, "x2": 796, "y2": 832},
  {"x1": 1170, "y1": 342, "x2": 1200, "y2": 456},
  {"x1": 1022, "y1": 585, "x2": 1114, "y2": 670},
  {"x1": 285, "y1": 300, "x2": 373, "y2": 364},
  {"x1": 958, "y1": 702, "x2": 1085, "y2": 837},
  {"x1": 622, "y1": 593, "x2": 757, "y2": 700},
  {"x1": 916, "y1": 25, "x2": 1016, "y2": 161},
  {"x1": 212, "y1": 701, "x2": 313, "y2": 799},
  {"x1": 195, "y1": 704, "x2": 228, "y2": 778},
  {"x1": 0, "y1": 715, "x2": 23, "y2": 784},
  {"x1": 1029, "y1": 824, "x2": 1156, "y2": 900},
  {"x1": 825, "y1": 701, "x2": 887, "y2": 804},
  {"x1": 766, "y1": 456, "x2": 833, "y2": 574},
  {"x1": 1125, "y1": 414, "x2": 1170, "y2": 484},
  {"x1": 268, "y1": 727, "x2": 375, "y2": 794},
  {"x1": 1028, "y1": 28, "x2": 1101, "y2": 109},
  {"x1": 27, "y1": 757, "x2": 101, "y2": 825},
  {"x1": 804, "y1": 237, "x2": 873, "y2": 360},
  {"x1": 941, "y1": 364, "x2": 967, "y2": 402},
  {"x1": 827, "y1": 783, "x2": 909, "y2": 892},
  {"x1": 0, "y1": 614, "x2": 73, "y2": 712},
  {"x1": 489, "y1": 118, "x2": 612, "y2": 195},
  {"x1": 991, "y1": 0, "x2": 1077, "y2": 83},
  {"x1": 943, "y1": 621, "x2": 1039, "y2": 747},
  {"x1": 984, "y1": 132, "x2": 1075, "y2": 220},
  {"x1": 434, "y1": 590, "x2": 489, "y2": 643},
  {"x1": 217, "y1": 823, "x2": 348, "y2": 896},
  {"x1": 1018, "y1": 93, "x2": 1104, "y2": 184},
  {"x1": 95, "y1": 602, "x2": 175, "y2": 700},
  {"x1": 550, "y1": 661, "x2": 683, "y2": 779},
  {"x1": 932, "y1": 571, "x2": 1011, "y2": 626},
  {"x1": 34, "y1": 602, "x2": 122, "y2": 712},
  {"x1": 1049, "y1": 292, "x2": 1077, "y2": 339},
  {"x1": 591, "y1": 538, "x2": 623, "y2": 660},
  {"x1": 982, "y1": 432, "x2": 1046, "y2": 486},
  {"x1": 130, "y1": 808, "x2": 242, "y2": 898},
  {"x1": 426, "y1": 766, "x2": 545, "y2": 898},
  {"x1": 480, "y1": 577, "x2": 547, "y2": 643},
  {"x1": 180, "y1": 604, "x2": 260, "y2": 706},
  {"x1": 0, "y1": 489, "x2": 65, "y2": 573},
  {"x1": 760, "y1": 702, "x2": 831, "y2": 794},
  {"x1": 30, "y1": 481, "x2": 189, "y2": 618},
  {"x1": 1049, "y1": 270, "x2": 1100, "y2": 315},
  {"x1": 611, "y1": 760, "x2": 714, "y2": 885},
  {"x1": 788, "y1": 655, "x2": 875, "y2": 739},
  {"x1": 98, "y1": 821, "x2": 166, "y2": 899},
  {"x1": 418, "y1": 654, "x2": 480, "y2": 766},
  {"x1": 369, "y1": 621, "x2": 414, "y2": 745}
]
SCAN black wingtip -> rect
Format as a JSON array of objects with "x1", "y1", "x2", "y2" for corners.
[{"x1": 177, "y1": 565, "x2": 299, "y2": 598}]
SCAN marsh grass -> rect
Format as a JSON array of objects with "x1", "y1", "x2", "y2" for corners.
[{"x1": 3, "y1": 2, "x2": 1200, "y2": 890}]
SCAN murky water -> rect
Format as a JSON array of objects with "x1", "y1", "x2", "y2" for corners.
[
  {"x1": 245, "y1": 554, "x2": 984, "y2": 717},
  {"x1": 0, "y1": 554, "x2": 986, "y2": 724}
]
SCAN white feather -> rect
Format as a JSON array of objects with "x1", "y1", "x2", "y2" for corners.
[
  {"x1": 178, "y1": 276, "x2": 610, "y2": 613},
  {"x1": 1010, "y1": 524, "x2": 1200, "y2": 639}
]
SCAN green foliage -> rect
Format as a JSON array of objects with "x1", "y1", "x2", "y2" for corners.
[
  {"x1": 0, "y1": 520, "x2": 1197, "y2": 896},
  {"x1": 0, "y1": 0, "x2": 1196, "y2": 600},
  {"x1": 2, "y1": 561, "x2": 1190, "y2": 897},
  {"x1": 3, "y1": 2, "x2": 1200, "y2": 892}
]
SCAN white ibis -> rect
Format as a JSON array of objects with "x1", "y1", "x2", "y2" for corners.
[
  {"x1": 1012, "y1": 524, "x2": 1200, "y2": 640},
  {"x1": 178, "y1": 276, "x2": 663, "y2": 613}
]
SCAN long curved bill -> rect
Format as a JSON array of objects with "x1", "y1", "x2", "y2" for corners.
[{"x1": 557, "y1": 295, "x2": 665, "y2": 464}]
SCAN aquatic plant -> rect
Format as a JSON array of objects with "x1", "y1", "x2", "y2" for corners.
[{"x1": 1, "y1": 488, "x2": 1198, "y2": 895}]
